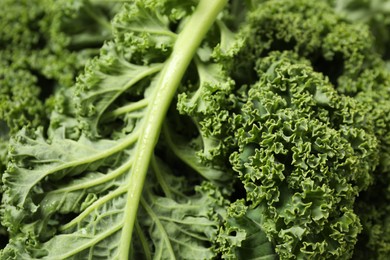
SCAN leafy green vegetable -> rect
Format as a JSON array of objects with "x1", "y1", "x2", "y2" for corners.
[
  {"x1": 178, "y1": 0, "x2": 390, "y2": 258},
  {"x1": 327, "y1": 0, "x2": 390, "y2": 61},
  {"x1": 0, "y1": 0, "x2": 120, "y2": 169},
  {"x1": 1, "y1": 0, "x2": 390, "y2": 259},
  {"x1": 1, "y1": 0, "x2": 227, "y2": 258}
]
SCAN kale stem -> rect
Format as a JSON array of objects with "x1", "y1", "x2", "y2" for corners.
[
  {"x1": 119, "y1": 0, "x2": 228, "y2": 258},
  {"x1": 151, "y1": 155, "x2": 173, "y2": 198},
  {"x1": 135, "y1": 220, "x2": 152, "y2": 260},
  {"x1": 101, "y1": 99, "x2": 149, "y2": 122}
]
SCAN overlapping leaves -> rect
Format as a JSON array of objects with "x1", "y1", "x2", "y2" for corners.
[{"x1": 1, "y1": 0, "x2": 226, "y2": 258}]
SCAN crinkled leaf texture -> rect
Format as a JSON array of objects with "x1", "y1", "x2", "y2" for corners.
[
  {"x1": 229, "y1": 51, "x2": 379, "y2": 259},
  {"x1": 233, "y1": 1, "x2": 390, "y2": 258},
  {"x1": 217, "y1": 200, "x2": 277, "y2": 259},
  {"x1": 0, "y1": 0, "x2": 228, "y2": 259}
]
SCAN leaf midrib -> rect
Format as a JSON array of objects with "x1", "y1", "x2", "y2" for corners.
[{"x1": 118, "y1": 0, "x2": 228, "y2": 258}]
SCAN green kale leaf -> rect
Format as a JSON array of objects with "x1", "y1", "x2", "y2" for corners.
[{"x1": 1, "y1": 0, "x2": 390, "y2": 259}]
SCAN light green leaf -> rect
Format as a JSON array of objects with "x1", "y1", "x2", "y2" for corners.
[{"x1": 1, "y1": 0, "x2": 228, "y2": 259}]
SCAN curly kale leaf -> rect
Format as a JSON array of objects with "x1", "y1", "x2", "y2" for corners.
[
  {"x1": 229, "y1": 52, "x2": 379, "y2": 259},
  {"x1": 321, "y1": 1, "x2": 390, "y2": 257},
  {"x1": 0, "y1": 0, "x2": 121, "y2": 170},
  {"x1": 234, "y1": 0, "x2": 382, "y2": 95},
  {"x1": 0, "y1": 0, "x2": 119, "y2": 87},
  {"x1": 351, "y1": 67, "x2": 390, "y2": 258},
  {"x1": 177, "y1": 1, "x2": 389, "y2": 258},
  {"x1": 2, "y1": 0, "x2": 390, "y2": 258},
  {"x1": 176, "y1": 61, "x2": 237, "y2": 172},
  {"x1": 1, "y1": 0, "x2": 227, "y2": 258},
  {"x1": 326, "y1": 0, "x2": 390, "y2": 61},
  {"x1": 226, "y1": 2, "x2": 390, "y2": 256},
  {"x1": 217, "y1": 200, "x2": 277, "y2": 259}
]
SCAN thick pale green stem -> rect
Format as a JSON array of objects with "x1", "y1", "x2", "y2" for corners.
[{"x1": 119, "y1": 0, "x2": 227, "y2": 258}]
